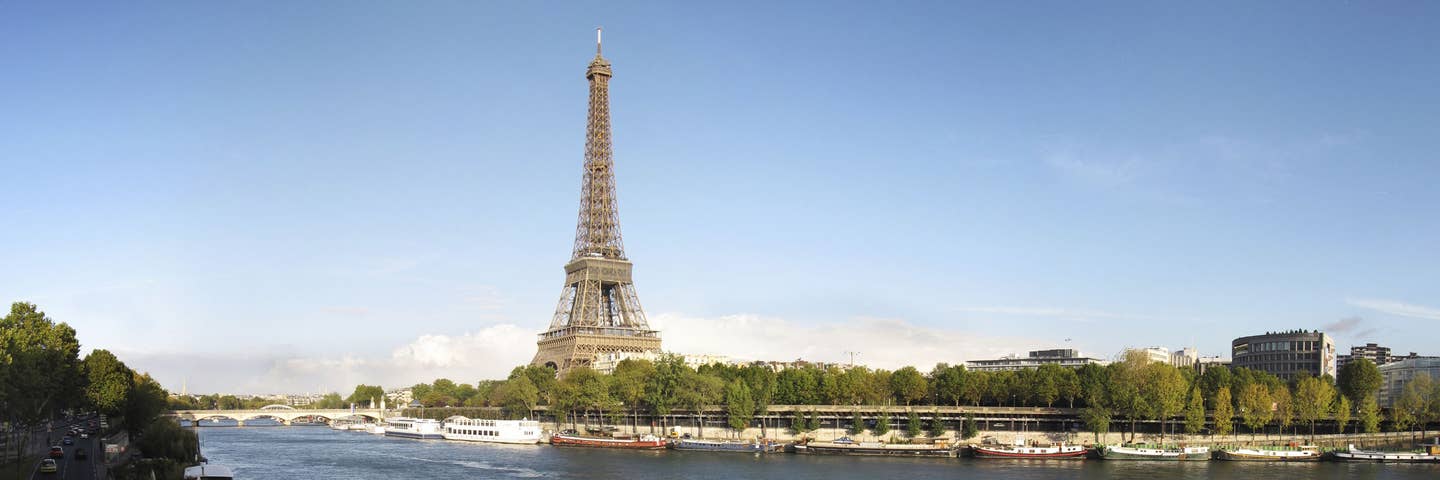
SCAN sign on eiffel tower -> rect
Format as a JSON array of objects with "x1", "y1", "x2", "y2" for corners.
[{"x1": 532, "y1": 29, "x2": 661, "y2": 374}]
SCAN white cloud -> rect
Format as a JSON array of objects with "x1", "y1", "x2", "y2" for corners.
[
  {"x1": 649, "y1": 313, "x2": 1040, "y2": 370},
  {"x1": 126, "y1": 313, "x2": 1060, "y2": 394},
  {"x1": 1045, "y1": 151, "x2": 1140, "y2": 188},
  {"x1": 1346, "y1": 298, "x2": 1440, "y2": 321}
]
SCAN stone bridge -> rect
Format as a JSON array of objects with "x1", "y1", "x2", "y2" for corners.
[{"x1": 167, "y1": 405, "x2": 391, "y2": 426}]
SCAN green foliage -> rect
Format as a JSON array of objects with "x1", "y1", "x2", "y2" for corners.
[
  {"x1": 1293, "y1": 375, "x2": 1335, "y2": 438},
  {"x1": 961, "y1": 413, "x2": 979, "y2": 440},
  {"x1": 929, "y1": 364, "x2": 964, "y2": 406},
  {"x1": 775, "y1": 366, "x2": 820, "y2": 404},
  {"x1": 724, "y1": 379, "x2": 754, "y2": 432},
  {"x1": 1338, "y1": 358, "x2": 1383, "y2": 405},
  {"x1": 1238, "y1": 383, "x2": 1273, "y2": 433},
  {"x1": 83, "y1": 349, "x2": 135, "y2": 416},
  {"x1": 1080, "y1": 407, "x2": 1110, "y2": 442},
  {"x1": 492, "y1": 375, "x2": 540, "y2": 419},
  {"x1": 873, "y1": 410, "x2": 891, "y2": 436},
  {"x1": 1199, "y1": 366, "x2": 1232, "y2": 409},
  {"x1": 1332, "y1": 395, "x2": 1352, "y2": 434},
  {"x1": 1212, "y1": 387, "x2": 1234, "y2": 436},
  {"x1": 1145, "y1": 361, "x2": 1187, "y2": 440},
  {"x1": 310, "y1": 393, "x2": 346, "y2": 409},
  {"x1": 124, "y1": 373, "x2": 170, "y2": 435},
  {"x1": 927, "y1": 408, "x2": 946, "y2": 438},
  {"x1": 1183, "y1": 386, "x2": 1206, "y2": 435},
  {"x1": 1392, "y1": 372, "x2": 1432, "y2": 432},
  {"x1": 136, "y1": 417, "x2": 200, "y2": 463},
  {"x1": 345, "y1": 384, "x2": 386, "y2": 408},
  {"x1": 889, "y1": 367, "x2": 928, "y2": 405},
  {"x1": 848, "y1": 410, "x2": 864, "y2": 436},
  {"x1": 1359, "y1": 395, "x2": 1381, "y2": 433},
  {"x1": 1271, "y1": 384, "x2": 1293, "y2": 433},
  {"x1": 905, "y1": 410, "x2": 921, "y2": 438}
]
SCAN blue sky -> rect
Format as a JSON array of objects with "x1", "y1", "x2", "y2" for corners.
[{"x1": 3, "y1": 1, "x2": 1438, "y2": 394}]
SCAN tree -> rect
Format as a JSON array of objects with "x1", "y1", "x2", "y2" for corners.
[
  {"x1": 927, "y1": 408, "x2": 946, "y2": 438},
  {"x1": 889, "y1": 366, "x2": 928, "y2": 405},
  {"x1": 1338, "y1": 358, "x2": 1383, "y2": 405},
  {"x1": 905, "y1": 410, "x2": 922, "y2": 438},
  {"x1": 82, "y1": 349, "x2": 134, "y2": 416},
  {"x1": 1359, "y1": 395, "x2": 1381, "y2": 434},
  {"x1": 610, "y1": 359, "x2": 654, "y2": 429},
  {"x1": 1238, "y1": 383, "x2": 1273, "y2": 435},
  {"x1": 1056, "y1": 367, "x2": 1081, "y2": 408},
  {"x1": 345, "y1": 384, "x2": 386, "y2": 407},
  {"x1": 1212, "y1": 387, "x2": 1234, "y2": 437},
  {"x1": 1108, "y1": 351, "x2": 1150, "y2": 441},
  {"x1": 1333, "y1": 395, "x2": 1352, "y2": 435},
  {"x1": 1183, "y1": 386, "x2": 1206, "y2": 435},
  {"x1": 1293, "y1": 376, "x2": 1335, "y2": 440},
  {"x1": 1, "y1": 302, "x2": 83, "y2": 466},
  {"x1": 1270, "y1": 385, "x2": 1292, "y2": 437},
  {"x1": 492, "y1": 376, "x2": 540, "y2": 419},
  {"x1": 961, "y1": 413, "x2": 980, "y2": 440},
  {"x1": 848, "y1": 410, "x2": 864, "y2": 436},
  {"x1": 930, "y1": 364, "x2": 964, "y2": 406},
  {"x1": 1393, "y1": 373, "x2": 1432, "y2": 436},
  {"x1": 125, "y1": 373, "x2": 170, "y2": 435},
  {"x1": 789, "y1": 411, "x2": 806, "y2": 434},
  {"x1": 775, "y1": 366, "x2": 820, "y2": 405},
  {"x1": 1081, "y1": 407, "x2": 1111, "y2": 443},
  {"x1": 1032, "y1": 364, "x2": 1063, "y2": 408},
  {"x1": 1199, "y1": 365, "x2": 1232, "y2": 409},
  {"x1": 1146, "y1": 363, "x2": 1187, "y2": 442},
  {"x1": 873, "y1": 410, "x2": 891, "y2": 436},
  {"x1": 724, "y1": 379, "x2": 754, "y2": 436}
]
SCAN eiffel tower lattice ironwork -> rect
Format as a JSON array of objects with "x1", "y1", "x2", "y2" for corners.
[{"x1": 532, "y1": 29, "x2": 661, "y2": 373}]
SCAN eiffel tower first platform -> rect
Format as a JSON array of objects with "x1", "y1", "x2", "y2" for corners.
[{"x1": 532, "y1": 29, "x2": 661, "y2": 374}]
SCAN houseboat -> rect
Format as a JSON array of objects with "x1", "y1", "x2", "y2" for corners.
[
  {"x1": 1099, "y1": 444, "x2": 1209, "y2": 461},
  {"x1": 441, "y1": 416, "x2": 542, "y2": 445},
  {"x1": 671, "y1": 438, "x2": 784, "y2": 453},
  {"x1": 549, "y1": 432, "x2": 667, "y2": 449},
  {"x1": 1328, "y1": 444, "x2": 1440, "y2": 463},
  {"x1": 794, "y1": 437, "x2": 956, "y2": 457},
  {"x1": 971, "y1": 438, "x2": 1088, "y2": 459},
  {"x1": 1214, "y1": 446, "x2": 1321, "y2": 461},
  {"x1": 383, "y1": 417, "x2": 444, "y2": 440}
]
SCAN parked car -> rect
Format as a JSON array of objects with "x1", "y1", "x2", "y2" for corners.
[
  {"x1": 49, "y1": 446, "x2": 64, "y2": 458},
  {"x1": 39, "y1": 458, "x2": 58, "y2": 473}
]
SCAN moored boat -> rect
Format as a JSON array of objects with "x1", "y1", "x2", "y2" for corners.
[
  {"x1": 442, "y1": 416, "x2": 542, "y2": 445},
  {"x1": 1214, "y1": 446, "x2": 1321, "y2": 461},
  {"x1": 383, "y1": 417, "x2": 444, "y2": 440},
  {"x1": 670, "y1": 438, "x2": 784, "y2": 453},
  {"x1": 971, "y1": 439, "x2": 1088, "y2": 459},
  {"x1": 183, "y1": 464, "x2": 234, "y2": 480},
  {"x1": 1328, "y1": 444, "x2": 1440, "y2": 463},
  {"x1": 550, "y1": 432, "x2": 667, "y2": 449},
  {"x1": 1100, "y1": 444, "x2": 1209, "y2": 461},
  {"x1": 795, "y1": 437, "x2": 956, "y2": 457}
]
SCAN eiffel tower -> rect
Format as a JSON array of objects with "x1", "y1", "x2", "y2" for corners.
[{"x1": 532, "y1": 29, "x2": 661, "y2": 373}]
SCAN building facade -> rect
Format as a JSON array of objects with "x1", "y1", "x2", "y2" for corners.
[
  {"x1": 967, "y1": 349, "x2": 1106, "y2": 372},
  {"x1": 1337, "y1": 343, "x2": 1394, "y2": 371},
  {"x1": 1170, "y1": 347, "x2": 1199, "y2": 368},
  {"x1": 1378, "y1": 357, "x2": 1440, "y2": 408},
  {"x1": 1231, "y1": 330, "x2": 1336, "y2": 381},
  {"x1": 590, "y1": 351, "x2": 731, "y2": 375}
]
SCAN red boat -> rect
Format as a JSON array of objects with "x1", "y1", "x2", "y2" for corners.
[{"x1": 549, "y1": 433, "x2": 667, "y2": 449}]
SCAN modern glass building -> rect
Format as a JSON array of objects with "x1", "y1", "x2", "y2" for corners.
[
  {"x1": 1378, "y1": 357, "x2": 1440, "y2": 408},
  {"x1": 1231, "y1": 330, "x2": 1336, "y2": 381}
]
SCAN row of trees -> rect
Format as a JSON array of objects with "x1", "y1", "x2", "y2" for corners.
[
  {"x1": 441, "y1": 351, "x2": 1436, "y2": 441},
  {"x1": 2, "y1": 302, "x2": 188, "y2": 479}
]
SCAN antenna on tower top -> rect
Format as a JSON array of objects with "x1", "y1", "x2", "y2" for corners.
[{"x1": 596, "y1": 27, "x2": 603, "y2": 55}]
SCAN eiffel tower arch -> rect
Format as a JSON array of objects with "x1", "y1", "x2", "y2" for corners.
[{"x1": 533, "y1": 29, "x2": 661, "y2": 374}]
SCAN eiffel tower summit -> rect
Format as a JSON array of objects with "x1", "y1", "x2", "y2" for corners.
[{"x1": 532, "y1": 29, "x2": 661, "y2": 373}]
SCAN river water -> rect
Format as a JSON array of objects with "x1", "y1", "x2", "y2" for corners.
[{"x1": 196, "y1": 425, "x2": 1439, "y2": 480}]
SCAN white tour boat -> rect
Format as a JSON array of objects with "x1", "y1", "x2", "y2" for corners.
[
  {"x1": 1329, "y1": 444, "x2": 1440, "y2": 463},
  {"x1": 383, "y1": 417, "x2": 444, "y2": 440},
  {"x1": 441, "y1": 416, "x2": 542, "y2": 444}
]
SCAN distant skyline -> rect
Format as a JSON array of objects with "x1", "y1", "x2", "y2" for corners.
[{"x1": 2, "y1": 2, "x2": 1438, "y2": 394}]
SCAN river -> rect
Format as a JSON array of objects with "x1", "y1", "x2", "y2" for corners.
[{"x1": 196, "y1": 425, "x2": 1439, "y2": 479}]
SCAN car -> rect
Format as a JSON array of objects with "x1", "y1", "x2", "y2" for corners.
[
  {"x1": 49, "y1": 446, "x2": 64, "y2": 458},
  {"x1": 39, "y1": 458, "x2": 58, "y2": 473},
  {"x1": 75, "y1": 448, "x2": 87, "y2": 460},
  {"x1": 80, "y1": 432, "x2": 89, "y2": 439},
  {"x1": 62, "y1": 437, "x2": 73, "y2": 446}
]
